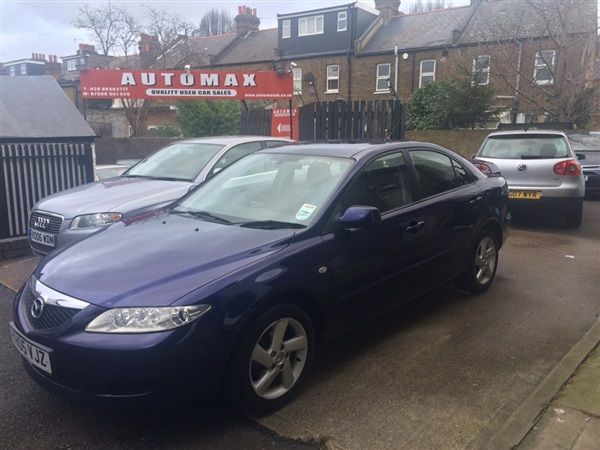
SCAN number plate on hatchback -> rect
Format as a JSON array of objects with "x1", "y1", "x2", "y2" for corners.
[
  {"x1": 508, "y1": 190, "x2": 542, "y2": 200},
  {"x1": 9, "y1": 322, "x2": 52, "y2": 374}
]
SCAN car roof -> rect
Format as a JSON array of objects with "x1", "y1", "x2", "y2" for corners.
[
  {"x1": 486, "y1": 130, "x2": 568, "y2": 138},
  {"x1": 178, "y1": 136, "x2": 293, "y2": 145},
  {"x1": 259, "y1": 141, "x2": 444, "y2": 159}
]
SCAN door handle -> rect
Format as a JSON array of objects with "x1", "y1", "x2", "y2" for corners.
[
  {"x1": 469, "y1": 196, "x2": 483, "y2": 205},
  {"x1": 405, "y1": 221, "x2": 425, "y2": 233}
]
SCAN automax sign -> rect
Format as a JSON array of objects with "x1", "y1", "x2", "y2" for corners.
[{"x1": 80, "y1": 70, "x2": 293, "y2": 100}]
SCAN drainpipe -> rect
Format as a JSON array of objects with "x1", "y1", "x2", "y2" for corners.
[
  {"x1": 347, "y1": 6, "x2": 357, "y2": 104},
  {"x1": 514, "y1": 39, "x2": 523, "y2": 122},
  {"x1": 394, "y1": 45, "x2": 399, "y2": 93}
]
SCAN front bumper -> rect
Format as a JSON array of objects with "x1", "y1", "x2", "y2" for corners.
[{"x1": 12, "y1": 287, "x2": 226, "y2": 406}]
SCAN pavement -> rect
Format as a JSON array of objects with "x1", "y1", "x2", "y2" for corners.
[{"x1": 1, "y1": 200, "x2": 599, "y2": 449}]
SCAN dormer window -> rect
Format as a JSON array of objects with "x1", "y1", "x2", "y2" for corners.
[
  {"x1": 337, "y1": 11, "x2": 347, "y2": 31},
  {"x1": 282, "y1": 20, "x2": 291, "y2": 39},
  {"x1": 66, "y1": 59, "x2": 77, "y2": 71},
  {"x1": 299, "y1": 15, "x2": 324, "y2": 36}
]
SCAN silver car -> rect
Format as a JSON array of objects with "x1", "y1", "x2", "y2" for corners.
[
  {"x1": 29, "y1": 136, "x2": 292, "y2": 255},
  {"x1": 474, "y1": 130, "x2": 585, "y2": 227}
]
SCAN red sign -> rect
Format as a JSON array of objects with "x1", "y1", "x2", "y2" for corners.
[
  {"x1": 80, "y1": 70, "x2": 292, "y2": 100},
  {"x1": 271, "y1": 108, "x2": 299, "y2": 140}
]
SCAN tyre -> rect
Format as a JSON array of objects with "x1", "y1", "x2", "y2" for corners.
[
  {"x1": 227, "y1": 303, "x2": 315, "y2": 415},
  {"x1": 455, "y1": 230, "x2": 499, "y2": 294},
  {"x1": 564, "y1": 203, "x2": 583, "y2": 228}
]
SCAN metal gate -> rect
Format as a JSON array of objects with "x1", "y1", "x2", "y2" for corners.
[{"x1": 0, "y1": 141, "x2": 94, "y2": 239}]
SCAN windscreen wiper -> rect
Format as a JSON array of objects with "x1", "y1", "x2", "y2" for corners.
[
  {"x1": 240, "y1": 220, "x2": 306, "y2": 229},
  {"x1": 171, "y1": 209, "x2": 232, "y2": 224}
]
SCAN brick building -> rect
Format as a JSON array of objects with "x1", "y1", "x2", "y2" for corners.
[{"x1": 168, "y1": 0, "x2": 597, "y2": 128}]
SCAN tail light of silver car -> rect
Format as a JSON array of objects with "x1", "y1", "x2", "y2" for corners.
[{"x1": 553, "y1": 160, "x2": 581, "y2": 176}]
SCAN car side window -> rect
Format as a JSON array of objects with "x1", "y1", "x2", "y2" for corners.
[
  {"x1": 340, "y1": 152, "x2": 414, "y2": 214},
  {"x1": 210, "y1": 142, "x2": 263, "y2": 175},
  {"x1": 410, "y1": 150, "x2": 467, "y2": 198}
]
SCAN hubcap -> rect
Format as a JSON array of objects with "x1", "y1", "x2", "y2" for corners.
[
  {"x1": 249, "y1": 317, "x2": 308, "y2": 400},
  {"x1": 474, "y1": 236, "x2": 497, "y2": 285}
]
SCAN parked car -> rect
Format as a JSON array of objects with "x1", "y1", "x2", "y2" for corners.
[
  {"x1": 567, "y1": 133, "x2": 600, "y2": 198},
  {"x1": 11, "y1": 142, "x2": 510, "y2": 413},
  {"x1": 27, "y1": 136, "x2": 291, "y2": 255},
  {"x1": 94, "y1": 164, "x2": 130, "y2": 181},
  {"x1": 474, "y1": 130, "x2": 585, "y2": 227}
]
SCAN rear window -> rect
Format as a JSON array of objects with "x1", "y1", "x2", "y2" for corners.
[{"x1": 480, "y1": 135, "x2": 569, "y2": 159}]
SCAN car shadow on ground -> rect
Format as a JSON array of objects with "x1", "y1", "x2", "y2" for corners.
[{"x1": 308, "y1": 282, "x2": 469, "y2": 385}]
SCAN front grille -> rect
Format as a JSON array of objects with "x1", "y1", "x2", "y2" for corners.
[
  {"x1": 29, "y1": 211, "x2": 63, "y2": 233},
  {"x1": 30, "y1": 241, "x2": 52, "y2": 253},
  {"x1": 22, "y1": 285, "x2": 79, "y2": 330}
]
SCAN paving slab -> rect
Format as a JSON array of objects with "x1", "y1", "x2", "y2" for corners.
[
  {"x1": 0, "y1": 255, "x2": 39, "y2": 292},
  {"x1": 555, "y1": 346, "x2": 600, "y2": 417}
]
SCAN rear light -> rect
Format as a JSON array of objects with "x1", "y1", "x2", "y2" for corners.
[
  {"x1": 473, "y1": 162, "x2": 492, "y2": 175},
  {"x1": 553, "y1": 160, "x2": 581, "y2": 176}
]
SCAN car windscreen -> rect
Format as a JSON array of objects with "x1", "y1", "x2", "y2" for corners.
[
  {"x1": 124, "y1": 143, "x2": 224, "y2": 181},
  {"x1": 479, "y1": 135, "x2": 570, "y2": 159},
  {"x1": 174, "y1": 153, "x2": 354, "y2": 228},
  {"x1": 567, "y1": 134, "x2": 600, "y2": 152}
]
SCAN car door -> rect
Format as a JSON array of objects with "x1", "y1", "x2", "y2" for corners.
[
  {"x1": 408, "y1": 148, "x2": 484, "y2": 283},
  {"x1": 325, "y1": 151, "x2": 435, "y2": 333}
]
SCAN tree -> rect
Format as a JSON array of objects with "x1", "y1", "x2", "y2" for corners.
[
  {"x1": 74, "y1": 3, "x2": 194, "y2": 135},
  {"x1": 176, "y1": 101, "x2": 241, "y2": 137},
  {"x1": 193, "y1": 9, "x2": 235, "y2": 37},
  {"x1": 406, "y1": 79, "x2": 498, "y2": 130},
  {"x1": 465, "y1": 0, "x2": 598, "y2": 127}
]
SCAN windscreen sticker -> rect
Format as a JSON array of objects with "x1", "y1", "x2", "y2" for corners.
[{"x1": 296, "y1": 204, "x2": 317, "y2": 221}]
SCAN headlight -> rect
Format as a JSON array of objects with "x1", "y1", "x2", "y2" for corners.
[
  {"x1": 85, "y1": 305, "x2": 211, "y2": 333},
  {"x1": 70, "y1": 213, "x2": 122, "y2": 230}
]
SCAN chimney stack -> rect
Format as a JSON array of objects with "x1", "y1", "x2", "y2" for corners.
[
  {"x1": 138, "y1": 34, "x2": 160, "y2": 68},
  {"x1": 374, "y1": 0, "x2": 400, "y2": 22},
  {"x1": 235, "y1": 6, "x2": 260, "y2": 36}
]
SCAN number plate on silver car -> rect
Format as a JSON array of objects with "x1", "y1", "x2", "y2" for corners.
[{"x1": 30, "y1": 229, "x2": 55, "y2": 247}]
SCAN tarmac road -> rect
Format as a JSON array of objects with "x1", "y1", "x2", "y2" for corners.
[{"x1": 0, "y1": 201, "x2": 599, "y2": 449}]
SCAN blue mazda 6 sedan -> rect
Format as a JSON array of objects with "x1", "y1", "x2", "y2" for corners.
[{"x1": 11, "y1": 142, "x2": 510, "y2": 413}]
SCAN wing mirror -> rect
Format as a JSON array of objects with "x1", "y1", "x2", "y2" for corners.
[{"x1": 338, "y1": 206, "x2": 381, "y2": 229}]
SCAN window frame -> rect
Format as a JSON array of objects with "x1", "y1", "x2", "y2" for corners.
[
  {"x1": 20, "y1": 64, "x2": 27, "y2": 75},
  {"x1": 375, "y1": 63, "x2": 391, "y2": 92},
  {"x1": 408, "y1": 148, "x2": 476, "y2": 200},
  {"x1": 66, "y1": 59, "x2": 77, "y2": 71},
  {"x1": 326, "y1": 64, "x2": 340, "y2": 93},
  {"x1": 298, "y1": 15, "x2": 324, "y2": 36},
  {"x1": 282, "y1": 19, "x2": 291, "y2": 39},
  {"x1": 292, "y1": 67, "x2": 302, "y2": 94},
  {"x1": 419, "y1": 59, "x2": 436, "y2": 88},
  {"x1": 472, "y1": 55, "x2": 490, "y2": 86},
  {"x1": 337, "y1": 11, "x2": 348, "y2": 31},
  {"x1": 9, "y1": 66, "x2": 15, "y2": 76},
  {"x1": 533, "y1": 50, "x2": 556, "y2": 86}
]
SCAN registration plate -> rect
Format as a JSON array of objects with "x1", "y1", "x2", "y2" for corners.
[
  {"x1": 508, "y1": 190, "x2": 542, "y2": 200},
  {"x1": 30, "y1": 229, "x2": 55, "y2": 247},
  {"x1": 9, "y1": 322, "x2": 52, "y2": 374}
]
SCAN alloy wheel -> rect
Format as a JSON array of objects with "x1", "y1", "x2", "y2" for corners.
[
  {"x1": 249, "y1": 317, "x2": 308, "y2": 400},
  {"x1": 474, "y1": 236, "x2": 497, "y2": 285}
]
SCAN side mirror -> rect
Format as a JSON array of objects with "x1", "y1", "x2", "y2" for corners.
[
  {"x1": 338, "y1": 206, "x2": 381, "y2": 229},
  {"x1": 576, "y1": 153, "x2": 586, "y2": 161},
  {"x1": 471, "y1": 153, "x2": 477, "y2": 159}
]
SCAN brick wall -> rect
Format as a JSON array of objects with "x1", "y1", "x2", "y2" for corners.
[{"x1": 405, "y1": 129, "x2": 491, "y2": 158}]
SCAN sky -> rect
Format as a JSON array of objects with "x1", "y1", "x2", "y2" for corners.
[{"x1": 0, "y1": 0, "x2": 468, "y2": 62}]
